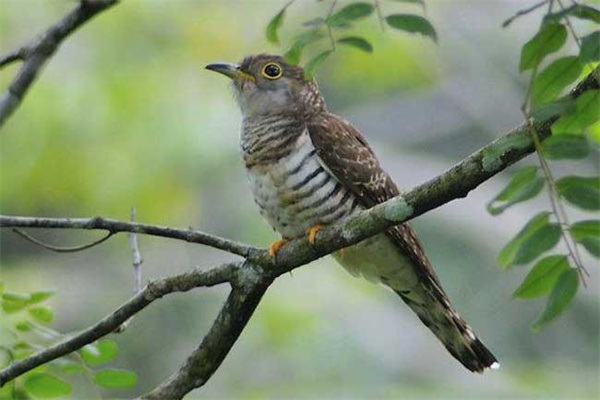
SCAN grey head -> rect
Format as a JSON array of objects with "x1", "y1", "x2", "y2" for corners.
[{"x1": 206, "y1": 54, "x2": 326, "y2": 120}]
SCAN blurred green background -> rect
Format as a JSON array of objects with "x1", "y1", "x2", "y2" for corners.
[{"x1": 1, "y1": 0, "x2": 598, "y2": 399}]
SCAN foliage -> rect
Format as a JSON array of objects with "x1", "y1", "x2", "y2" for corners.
[
  {"x1": 488, "y1": 0, "x2": 599, "y2": 330},
  {"x1": 264, "y1": 0, "x2": 436, "y2": 77},
  {"x1": 0, "y1": 283, "x2": 137, "y2": 399}
]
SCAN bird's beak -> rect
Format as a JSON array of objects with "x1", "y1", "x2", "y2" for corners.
[{"x1": 205, "y1": 62, "x2": 241, "y2": 80}]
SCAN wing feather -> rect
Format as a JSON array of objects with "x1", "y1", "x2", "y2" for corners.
[{"x1": 307, "y1": 114, "x2": 444, "y2": 289}]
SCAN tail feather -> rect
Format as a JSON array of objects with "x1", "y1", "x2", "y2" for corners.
[{"x1": 395, "y1": 289, "x2": 499, "y2": 373}]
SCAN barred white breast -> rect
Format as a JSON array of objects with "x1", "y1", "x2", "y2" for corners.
[{"x1": 244, "y1": 128, "x2": 358, "y2": 239}]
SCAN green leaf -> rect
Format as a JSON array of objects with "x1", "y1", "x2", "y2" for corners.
[
  {"x1": 94, "y1": 369, "x2": 138, "y2": 389},
  {"x1": 513, "y1": 255, "x2": 570, "y2": 299},
  {"x1": 62, "y1": 362, "x2": 85, "y2": 374},
  {"x1": 23, "y1": 373, "x2": 71, "y2": 398},
  {"x1": 571, "y1": 220, "x2": 600, "y2": 257},
  {"x1": 81, "y1": 339, "x2": 118, "y2": 366},
  {"x1": 265, "y1": 4, "x2": 288, "y2": 44},
  {"x1": 556, "y1": 176, "x2": 600, "y2": 210},
  {"x1": 552, "y1": 90, "x2": 600, "y2": 135},
  {"x1": 498, "y1": 212, "x2": 561, "y2": 269},
  {"x1": 577, "y1": 238, "x2": 600, "y2": 258},
  {"x1": 530, "y1": 97, "x2": 576, "y2": 123},
  {"x1": 385, "y1": 14, "x2": 437, "y2": 42},
  {"x1": 487, "y1": 166, "x2": 545, "y2": 215},
  {"x1": 1, "y1": 297, "x2": 28, "y2": 314},
  {"x1": 514, "y1": 223, "x2": 562, "y2": 266},
  {"x1": 587, "y1": 120, "x2": 600, "y2": 144},
  {"x1": 284, "y1": 29, "x2": 326, "y2": 65},
  {"x1": 326, "y1": 2, "x2": 374, "y2": 27},
  {"x1": 337, "y1": 36, "x2": 373, "y2": 53},
  {"x1": 545, "y1": 5, "x2": 600, "y2": 24},
  {"x1": 50, "y1": 358, "x2": 85, "y2": 374},
  {"x1": 532, "y1": 268, "x2": 579, "y2": 331},
  {"x1": 519, "y1": 22, "x2": 567, "y2": 71},
  {"x1": 2, "y1": 292, "x2": 31, "y2": 302},
  {"x1": 532, "y1": 56, "x2": 583, "y2": 106},
  {"x1": 15, "y1": 321, "x2": 33, "y2": 331},
  {"x1": 580, "y1": 31, "x2": 600, "y2": 63},
  {"x1": 543, "y1": 134, "x2": 591, "y2": 159},
  {"x1": 304, "y1": 50, "x2": 334, "y2": 79},
  {"x1": 27, "y1": 291, "x2": 54, "y2": 304},
  {"x1": 28, "y1": 305, "x2": 53, "y2": 324}
]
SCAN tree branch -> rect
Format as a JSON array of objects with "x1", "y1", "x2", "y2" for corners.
[
  {"x1": 0, "y1": 0, "x2": 119, "y2": 129},
  {"x1": 0, "y1": 68, "x2": 596, "y2": 398},
  {"x1": 0, "y1": 216, "x2": 256, "y2": 258},
  {"x1": 0, "y1": 261, "x2": 242, "y2": 386},
  {"x1": 12, "y1": 228, "x2": 114, "y2": 253},
  {"x1": 140, "y1": 272, "x2": 272, "y2": 400}
]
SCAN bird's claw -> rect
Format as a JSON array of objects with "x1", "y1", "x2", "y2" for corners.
[
  {"x1": 306, "y1": 224, "x2": 323, "y2": 245},
  {"x1": 268, "y1": 239, "x2": 288, "y2": 258}
]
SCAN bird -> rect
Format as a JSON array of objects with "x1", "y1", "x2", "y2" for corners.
[{"x1": 206, "y1": 54, "x2": 499, "y2": 373}]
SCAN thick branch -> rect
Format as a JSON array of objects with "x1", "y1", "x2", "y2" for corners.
[
  {"x1": 140, "y1": 272, "x2": 272, "y2": 399},
  {"x1": 0, "y1": 0, "x2": 118, "y2": 129},
  {"x1": 0, "y1": 216, "x2": 256, "y2": 258},
  {"x1": 0, "y1": 262, "x2": 241, "y2": 386}
]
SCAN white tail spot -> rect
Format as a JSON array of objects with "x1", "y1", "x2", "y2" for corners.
[{"x1": 490, "y1": 362, "x2": 501, "y2": 370}]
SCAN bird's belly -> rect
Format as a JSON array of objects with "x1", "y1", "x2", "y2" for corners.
[
  {"x1": 332, "y1": 234, "x2": 420, "y2": 289},
  {"x1": 245, "y1": 134, "x2": 355, "y2": 239}
]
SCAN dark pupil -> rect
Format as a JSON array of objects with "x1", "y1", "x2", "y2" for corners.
[{"x1": 265, "y1": 64, "x2": 280, "y2": 77}]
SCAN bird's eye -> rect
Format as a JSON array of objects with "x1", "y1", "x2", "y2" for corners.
[{"x1": 261, "y1": 62, "x2": 282, "y2": 80}]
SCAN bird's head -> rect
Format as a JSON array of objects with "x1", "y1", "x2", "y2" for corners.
[{"x1": 206, "y1": 54, "x2": 325, "y2": 119}]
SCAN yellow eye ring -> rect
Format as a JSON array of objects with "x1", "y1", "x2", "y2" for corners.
[{"x1": 261, "y1": 62, "x2": 283, "y2": 80}]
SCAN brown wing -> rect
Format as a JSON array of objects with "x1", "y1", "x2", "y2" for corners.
[{"x1": 307, "y1": 113, "x2": 444, "y2": 289}]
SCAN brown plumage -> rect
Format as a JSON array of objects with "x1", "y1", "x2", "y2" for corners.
[{"x1": 206, "y1": 54, "x2": 499, "y2": 373}]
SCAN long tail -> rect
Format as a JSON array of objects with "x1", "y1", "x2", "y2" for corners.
[{"x1": 395, "y1": 289, "x2": 499, "y2": 373}]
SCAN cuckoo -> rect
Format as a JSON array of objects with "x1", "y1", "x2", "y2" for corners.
[{"x1": 206, "y1": 54, "x2": 499, "y2": 373}]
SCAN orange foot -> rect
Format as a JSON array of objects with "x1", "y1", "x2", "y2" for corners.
[
  {"x1": 306, "y1": 224, "x2": 323, "y2": 245},
  {"x1": 269, "y1": 239, "x2": 289, "y2": 258}
]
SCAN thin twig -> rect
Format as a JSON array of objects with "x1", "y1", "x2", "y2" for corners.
[
  {"x1": 529, "y1": 127, "x2": 588, "y2": 285},
  {"x1": 0, "y1": 49, "x2": 26, "y2": 69},
  {"x1": 115, "y1": 207, "x2": 145, "y2": 333},
  {"x1": 557, "y1": 0, "x2": 582, "y2": 48},
  {"x1": 0, "y1": 0, "x2": 118, "y2": 129},
  {"x1": 12, "y1": 228, "x2": 114, "y2": 253},
  {"x1": 0, "y1": 216, "x2": 256, "y2": 258},
  {"x1": 374, "y1": 0, "x2": 386, "y2": 31},
  {"x1": 128, "y1": 207, "x2": 143, "y2": 295},
  {"x1": 502, "y1": 0, "x2": 550, "y2": 27},
  {"x1": 326, "y1": 0, "x2": 338, "y2": 50}
]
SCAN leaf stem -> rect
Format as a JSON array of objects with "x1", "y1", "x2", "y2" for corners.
[
  {"x1": 557, "y1": 0, "x2": 582, "y2": 48},
  {"x1": 503, "y1": 0, "x2": 550, "y2": 27},
  {"x1": 374, "y1": 0, "x2": 386, "y2": 31},
  {"x1": 326, "y1": 0, "x2": 338, "y2": 50},
  {"x1": 520, "y1": 0, "x2": 588, "y2": 287}
]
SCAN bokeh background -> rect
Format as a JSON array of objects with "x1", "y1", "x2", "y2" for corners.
[{"x1": 1, "y1": 0, "x2": 599, "y2": 399}]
